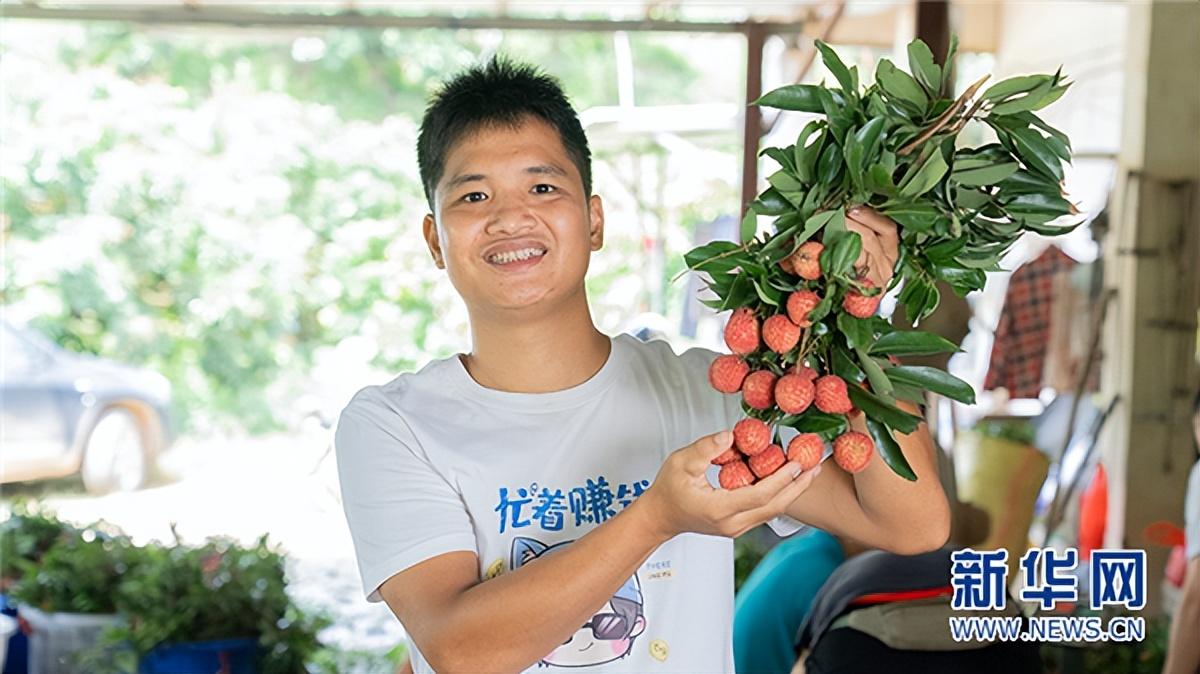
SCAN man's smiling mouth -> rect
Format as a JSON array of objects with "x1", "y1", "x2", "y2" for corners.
[{"x1": 487, "y1": 247, "x2": 547, "y2": 264}]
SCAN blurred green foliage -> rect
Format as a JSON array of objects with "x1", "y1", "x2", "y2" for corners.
[{"x1": 2, "y1": 21, "x2": 719, "y2": 435}]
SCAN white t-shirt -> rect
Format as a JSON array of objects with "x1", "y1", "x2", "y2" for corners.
[
  {"x1": 334, "y1": 334, "x2": 803, "y2": 673},
  {"x1": 1185, "y1": 459, "x2": 1200, "y2": 561}
]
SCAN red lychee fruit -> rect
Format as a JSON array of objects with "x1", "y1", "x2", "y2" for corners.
[
  {"x1": 833, "y1": 431, "x2": 875, "y2": 473},
  {"x1": 711, "y1": 447, "x2": 741, "y2": 465},
  {"x1": 775, "y1": 374, "x2": 815, "y2": 414},
  {"x1": 708, "y1": 355, "x2": 750, "y2": 394},
  {"x1": 749, "y1": 444, "x2": 786, "y2": 479},
  {"x1": 791, "y1": 364, "x2": 819, "y2": 382},
  {"x1": 719, "y1": 460, "x2": 756, "y2": 489},
  {"x1": 787, "y1": 433, "x2": 824, "y2": 471},
  {"x1": 762, "y1": 315, "x2": 801, "y2": 354},
  {"x1": 786, "y1": 290, "x2": 822, "y2": 328},
  {"x1": 733, "y1": 417, "x2": 771, "y2": 456},
  {"x1": 843, "y1": 279, "x2": 882, "y2": 318},
  {"x1": 724, "y1": 308, "x2": 760, "y2": 355},
  {"x1": 814, "y1": 375, "x2": 854, "y2": 414},
  {"x1": 790, "y1": 241, "x2": 825, "y2": 280},
  {"x1": 742, "y1": 371, "x2": 778, "y2": 411}
]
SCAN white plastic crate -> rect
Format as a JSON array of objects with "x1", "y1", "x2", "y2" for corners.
[{"x1": 19, "y1": 606, "x2": 125, "y2": 674}]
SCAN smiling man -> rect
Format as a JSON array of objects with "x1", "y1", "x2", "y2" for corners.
[{"x1": 334, "y1": 56, "x2": 949, "y2": 673}]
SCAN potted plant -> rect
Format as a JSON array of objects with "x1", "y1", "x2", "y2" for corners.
[
  {"x1": 955, "y1": 416, "x2": 1048, "y2": 573},
  {"x1": 1, "y1": 499, "x2": 82, "y2": 674},
  {"x1": 6, "y1": 518, "x2": 133, "y2": 674},
  {"x1": 87, "y1": 529, "x2": 330, "y2": 674}
]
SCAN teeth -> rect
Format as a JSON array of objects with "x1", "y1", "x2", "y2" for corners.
[{"x1": 488, "y1": 247, "x2": 546, "y2": 264}]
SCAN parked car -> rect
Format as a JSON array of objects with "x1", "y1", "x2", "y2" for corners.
[{"x1": 0, "y1": 320, "x2": 174, "y2": 495}]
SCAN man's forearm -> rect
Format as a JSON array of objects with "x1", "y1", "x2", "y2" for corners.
[
  {"x1": 1163, "y1": 586, "x2": 1200, "y2": 674},
  {"x1": 429, "y1": 498, "x2": 669, "y2": 672},
  {"x1": 851, "y1": 406, "x2": 951, "y2": 552},
  {"x1": 784, "y1": 403, "x2": 949, "y2": 554}
]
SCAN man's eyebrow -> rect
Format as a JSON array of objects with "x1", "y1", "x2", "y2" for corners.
[
  {"x1": 445, "y1": 173, "x2": 485, "y2": 190},
  {"x1": 525, "y1": 163, "x2": 568, "y2": 179}
]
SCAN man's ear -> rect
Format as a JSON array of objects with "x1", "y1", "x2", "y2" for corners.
[
  {"x1": 588, "y1": 194, "x2": 605, "y2": 251},
  {"x1": 423, "y1": 213, "x2": 445, "y2": 269}
]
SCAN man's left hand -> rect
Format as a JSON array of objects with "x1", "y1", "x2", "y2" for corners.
[{"x1": 845, "y1": 206, "x2": 900, "y2": 289}]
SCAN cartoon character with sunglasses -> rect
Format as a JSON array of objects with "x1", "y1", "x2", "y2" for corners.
[{"x1": 511, "y1": 537, "x2": 646, "y2": 667}]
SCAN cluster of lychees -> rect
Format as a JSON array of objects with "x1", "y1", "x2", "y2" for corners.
[{"x1": 707, "y1": 241, "x2": 881, "y2": 489}]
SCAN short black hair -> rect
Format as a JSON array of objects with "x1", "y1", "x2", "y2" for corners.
[{"x1": 417, "y1": 55, "x2": 592, "y2": 211}]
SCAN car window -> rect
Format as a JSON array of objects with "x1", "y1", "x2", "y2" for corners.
[{"x1": 2, "y1": 324, "x2": 39, "y2": 375}]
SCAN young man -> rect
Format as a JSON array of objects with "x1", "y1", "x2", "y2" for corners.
[
  {"x1": 1162, "y1": 390, "x2": 1200, "y2": 674},
  {"x1": 335, "y1": 56, "x2": 950, "y2": 673}
]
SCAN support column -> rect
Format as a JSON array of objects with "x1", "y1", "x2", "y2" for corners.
[
  {"x1": 740, "y1": 22, "x2": 767, "y2": 215},
  {"x1": 1100, "y1": 1, "x2": 1200, "y2": 613}
]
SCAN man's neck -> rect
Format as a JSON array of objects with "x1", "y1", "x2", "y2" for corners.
[{"x1": 462, "y1": 294, "x2": 611, "y2": 394}]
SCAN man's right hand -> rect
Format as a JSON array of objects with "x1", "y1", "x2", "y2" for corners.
[{"x1": 637, "y1": 430, "x2": 820, "y2": 542}]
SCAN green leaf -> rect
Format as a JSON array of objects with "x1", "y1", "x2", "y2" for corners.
[
  {"x1": 906, "y1": 39, "x2": 942, "y2": 95},
  {"x1": 767, "y1": 170, "x2": 804, "y2": 194},
  {"x1": 684, "y1": 240, "x2": 740, "y2": 270},
  {"x1": 882, "y1": 202, "x2": 941, "y2": 232},
  {"x1": 952, "y1": 162, "x2": 1019, "y2": 187},
  {"x1": 798, "y1": 208, "x2": 840, "y2": 245},
  {"x1": 752, "y1": 277, "x2": 782, "y2": 306},
  {"x1": 779, "y1": 411, "x2": 848, "y2": 437},
  {"x1": 848, "y1": 386, "x2": 923, "y2": 434},
  {"x1": 755, "y1": 84, "x2": 824, "y2": 113},
  {"x1": 762, "y1": 147, "x2": 796, "y2": 173},
  {"x1": 885, "y1": 366, "x2": 976, "y2": 404},
  {"x1": 999, "y1": 125, "x2": 1064, "y2": 182},
  {"x1": 831, "y1": 345, "x2": 865, "y2": 383},
  {"x1": 899, "y1": 149, "x2": 949, "y2": 198},
  {"x1": 941, "y1": 33, "x2": 959, "y2": 92},
  {"x1": 866, "y1": 418, "x2": 917, "y2": 481},
  {"x1": 815, "y1": 40, "x2": 857, "y2": 94},
  {"x1": 825, "y1": 231, "x2": 862, "y2": 277},
  {"x1": 875, "y1": 59, "x2": 928, "y2": 111},
  {"x1": 856, "y1": 347, "x2": 894, "y2": 397},
  {"x1": 846, "y1": 117, "x2": 887, "y2": 189},
  {"x1": 752, "y1": 187, "x2": 792, "y2": 216},
  {"x1": 838, "y1": 312, "x2": 875, "y2": 350},
  {"x1": 982, "y1": 75, "x2": 1052, "y2": 103},
  {"x1": 869, "y1": 331, "x2": 961, "y2": 357},
  {"x1": 989, "y1": 78, "x2": 1054, "y2": 115},
  {"x1": 740, "y1": 210, "x2": 758, "y2": 244}
]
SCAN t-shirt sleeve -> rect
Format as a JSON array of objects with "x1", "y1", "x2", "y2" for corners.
[
  {"x1": 335, "y1": 391, "x2": 478, "y2": 603},
  {"x1": 1186, "y1": 460, "x2": 1200, "y2": 561}
]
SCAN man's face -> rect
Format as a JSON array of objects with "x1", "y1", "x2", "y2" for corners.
[{"x1": 423, "y1": 117, "x2": 603, "y2": 319}]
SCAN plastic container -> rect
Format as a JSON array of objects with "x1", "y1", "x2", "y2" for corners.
[
  {"x1": 0, "y1": 593, "x2": 28, "y2": 674},
  {"x1": 0, "y1": 614, "x2": 17, "y2": 671},
  {"x1": 18, "y1": 606, "x2": 124, "y2": 674},
  {"x1": 138, "y1": 638, "x2": 258, "y2": 674}
]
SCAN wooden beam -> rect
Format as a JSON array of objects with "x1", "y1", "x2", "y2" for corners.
[
  {"x1": 740, "y1": 22, "x2": 767, "y2": 217},
  {"x1": 0, "y1": 4, "x2": 808, "y2": 34}
]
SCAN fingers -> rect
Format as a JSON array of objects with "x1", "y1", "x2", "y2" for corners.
[
  {"x1": 847, "y1": 206, "x2": 899, "y2": 247},
  {"x1": 727, "y1": 463, "x2": 822, "y2": 534},
  {"x1": 722, "y1": 460, "x2": 805, "y2": 511},
  {"x1": 853, "y1": 224, "x2": 892, "y2": 287},
  {"x1": 682, "y1": 430, "x2": 734, "y2": 475}
]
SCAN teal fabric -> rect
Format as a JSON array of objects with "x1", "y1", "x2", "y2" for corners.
[{"x1": 734, "y1": 529, "x2": 844, "y2": 674}]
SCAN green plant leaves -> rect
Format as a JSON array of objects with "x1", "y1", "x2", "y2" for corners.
[
  {"x1": 866, "y1": 417, "x2": 917, "y2": 481},
  {"x1": 885, "y1": 366, "x2": 976, "y2": 404},
  {"x1": 906, "y1": 40, "x2": 942, "y2": 96},
  {"x1": 848, "y1": 385, "x2": 923, "y2": 434},
  {"x1": 680, "y1": 38, "x2": 1076, "y2": 482},
  {"x1": 755, "y1": 84, "x2": 825, "y2": 113},
  {"x1": 869, "y1": 330, "x2": 961, "y2": 357},
  {"x1": 876, "y1": 59, "x2": 928, "y2": 112},
  {"x1": 899, "y1": 149, "x2": 949, "y2": 198}
]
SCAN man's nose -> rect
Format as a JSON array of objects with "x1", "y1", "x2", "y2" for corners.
[{"x1": 485, "y1": 198, "x2": 538, "y2": 235}]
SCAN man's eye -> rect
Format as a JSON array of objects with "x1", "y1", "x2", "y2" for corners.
[
  {"x1": 462, "y1": 192, "x2": 487, "y2": 203},
  {"x1": 533, "y1": 184, "x2": 557, "y2": 194}
]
